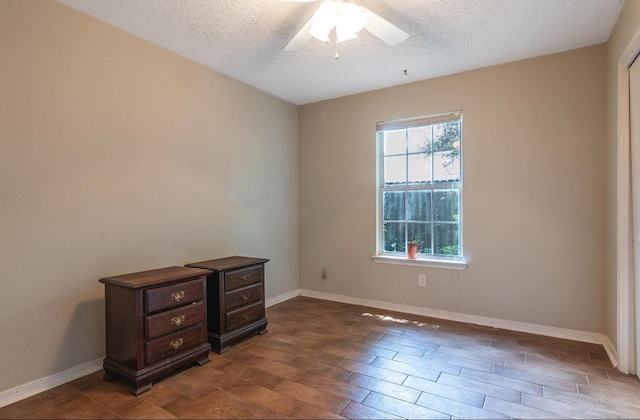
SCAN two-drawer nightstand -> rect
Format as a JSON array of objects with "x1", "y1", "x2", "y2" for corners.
[
  {"x1": 185, "y1": 256, "x2": 269, "y2": 353},
  {"x1": 99, "y1": 266, "x2": 212, "y2": 395}
]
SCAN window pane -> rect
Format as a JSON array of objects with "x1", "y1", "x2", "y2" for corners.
[
  {"x1": 384, "y1": 156, "x2": 406, "y2": 185},
  {"x1": 384, "y1": 130, "x2": 406, "y2": 155},
  {"x1": 434, "y1": 223, "x2": 459, "y2": 256},
  {"x1": 433, "y1": 151, "x2": 460, "y2": 182},
  {"x1": 408, "y1": 153, "x2": 431, "y2": 184},
  {"x1": 383, "y1": 222, "x2": 405, "y2": 252},
  {"x1": 408, "y1": 223, "x2": 431, "y2": 254},
  {"x1": 379, "y1": 114, "x2": 462, "y2": 260},
  {"x1": 383, "y1": 192, "x2": 405, "y2": 221},
  {"x1": 407, "y1": 191, "x2": 431, "y2": 221},
  {"x1": 432, "y1": 122, "x2": 460, "y2": 152},
  {"x1": 433, "y1": 190, "x2": 460, "y2": 222},
  {"x1": 407, "y1": 126, "x2": 432, "y2": 153}
]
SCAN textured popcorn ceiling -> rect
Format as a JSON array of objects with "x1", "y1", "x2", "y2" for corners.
[{"x1": 57, "y1": 0, "x2": 624, "y2": 105}]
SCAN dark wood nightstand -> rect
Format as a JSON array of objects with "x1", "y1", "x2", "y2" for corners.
[
  {"x1": 99, "y1": 266, "x2": 212, "y2": 395},
  {"x1": 185, "y1": 256, "x2": 269, "y2": 353}
]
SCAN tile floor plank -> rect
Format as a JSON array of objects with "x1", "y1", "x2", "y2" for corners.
[
  {"x1": 460, "y1": 367, "x2": 544, "y2": 395},
  {"x1": 296, "y1": 373, "x2": 370, "y2": 403},
  {"x1": 543, "y1": 385, "x2": 640, "y2": 419},
  {"x1": 221, "y1": 363, "x2": 286, "y2": 389},
  {"x1": 286, "y1": 356, "x2": 352, "y2": 380},
  {"x1": 393, "y1": 352, "x2": 465, "y2": 375},
  {"x1": 362, "y1": 392, "x2": 450, "y2": 419},
  {"x1": 338, "y1": 359, "x2": 408, "y2": 384},
  {"x1": 272, "y1": 379, "x2": 350, "y2": 414},
  {"x1": 436, "y1": 372, "x2": 522, "y2": 403},
  {"x1": 371, "y1": 356, "x2": 442, "y2": 381},
  {"x1": 345, "y1": 372, "x2": 421, "y2": 403},
  {"x1": 114, "y1": 399, "x2": 177, "y2": 419},
  {"x1": 339, "y1": 401, "x2": 403, "y2": 419},
  {"x1": 403, "y1": 375, "x2": 486, "y2": 408},
  {"x1": 317, "y1": 344, "x2": 377, "y2": 364},
  {"x1": 229, "y1": 382, "x2": 303, "y2": 418},
  {"x1": 522, "y1": 393, "x2": 624, "y2": 419},
  {"x1": 0, "y1": 396, "x2": 63, "y2": 419},
  {"x1": 415, "y1": 391, "x2": 509, "y2": 419},
  {"x1": 483, "y1": 396, "x2": 569, "y2": 419},
  {"x1": 491, "y1": 364, "x2": 583, "y2": 391}
]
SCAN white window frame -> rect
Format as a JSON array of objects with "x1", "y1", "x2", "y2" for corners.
[{"x1": 372, "y1": 111, "x2": 468, "y2": 270}]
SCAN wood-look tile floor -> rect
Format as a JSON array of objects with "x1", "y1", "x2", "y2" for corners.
[{"x1": 2, "y1": 296, "x2": 640, "y2": 419}]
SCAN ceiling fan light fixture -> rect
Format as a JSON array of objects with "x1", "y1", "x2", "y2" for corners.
[
  {"x1": 308, "y1": 23, "x2": 332, "y2": 42},
  {"x1": 282, "y1": 0, "x2": 408, "y2": 53},
  {"x1": 308, "y1": 0, "x2": 338, "y2": 42},
  {"x1": 336, "y1": 3, "x2": 366, "y2": 43}
]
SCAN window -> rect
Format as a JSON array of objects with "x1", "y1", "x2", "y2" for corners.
[{"x1": 376, "y1": 111, "x2": 464, "y2": 266}]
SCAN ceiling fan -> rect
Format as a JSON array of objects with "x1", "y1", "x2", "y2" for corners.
[{"x1": 279, "y1": 0, "x2": 409, "y2": 52}]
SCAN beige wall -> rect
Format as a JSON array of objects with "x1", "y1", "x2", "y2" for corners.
[
  {"x1": 0, "y1": 0, "x2": 620, "y2": 397},
  {"x1": 0, "y1": 0, "x2": 298, "y2": 392},
  {"x1": 604, "y1": 0, "x2": 640, "y2": 363},
  {"x1": 299, "y1": 45, "x2": 606, "y2": 333}
]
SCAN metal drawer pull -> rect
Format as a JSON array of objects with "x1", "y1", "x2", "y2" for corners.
[
  {"x1": 169, "y1": 338, "x2": 183, "y2": 349},
  {"x1": 171, "y1": 315, "x2": 186, "y2": 326},
  {"x1": 241, "y1": 293, "x2": 250, "y2": 301},
  {"x1": 240, "y1": 274, "x2": 252, "y2": 281},
  {"x1": 242, "y1": 313, "x2": 252, "y2": 321},
  {"x1": 171, "y1": 291, "x2": 185, "y2": 302}
]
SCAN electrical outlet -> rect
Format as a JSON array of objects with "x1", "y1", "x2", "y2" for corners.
[{"x1": 418, "y1": 274, "x2": 427, "y2": 287}]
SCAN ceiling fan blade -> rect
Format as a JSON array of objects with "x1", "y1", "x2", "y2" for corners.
[
  {"x1": 362, "y1": 8, "x2": 409, "y2": 46},
  {"x1": 284, "y1": 17, "x2": 315, "y2": 51}
]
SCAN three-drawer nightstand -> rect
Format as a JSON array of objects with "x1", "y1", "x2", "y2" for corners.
[
  {"x1": 185, "y1": 256, "x2": 269, "y2": 353},
  {"x1": 99, "y1": 266, "x2": 212, "y2": 395}
]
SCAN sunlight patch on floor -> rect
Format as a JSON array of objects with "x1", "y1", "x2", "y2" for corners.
[{"x1": 361, "y1": 312, "x2": 440, "y2": 328}]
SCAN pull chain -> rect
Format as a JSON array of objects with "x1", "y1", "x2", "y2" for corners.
[{"x1": 335, "y1": 38, "x2": 339, "y2": 60}]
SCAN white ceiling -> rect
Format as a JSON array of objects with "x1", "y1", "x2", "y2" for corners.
[{"x1": 57, "y1": 0, "x2": 624, "y2": 105}]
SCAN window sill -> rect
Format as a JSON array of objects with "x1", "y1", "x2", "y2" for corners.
[{"x1": 371, "y1": 255, "x2": 468, "y2": 270}]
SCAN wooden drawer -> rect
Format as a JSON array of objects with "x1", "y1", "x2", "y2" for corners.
[
  {"x1": 145, "y1": 324, "x2": 205, "y2": 365},
  {"x1": 225, "y1": 283, "x2": 263, "y2": 311},
  {"x1": 145, "y1": 301, "x2": 205, "y2": 340},
  {"x1": 224, "y1": 266, "x2": 262, "y2": 291},
  {"x1": 145, "y1": 278, "x2": 204, "y2": 313},
  {"x1": 226, "y1": 301, "x2": 264, "y2": 331}
]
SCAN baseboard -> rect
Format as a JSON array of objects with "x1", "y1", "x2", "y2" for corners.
[
  {"x1": 295, "y1": 289, "x2": 616, "y2": 361},
  {"x1": 266, "y1": 289, "x2": 301, "y2": 308},
  {"x1": 0, "y1": 358, "x2": 103, "y2": 409},
  {"x1": 0, "y1": 290, "x2": 300, "y2": 408},
  {"x1": 1, "y1": 288, "x2": 619, "y2": 409},
  {"x1": 603, "y1": 335, "x2": 619, "y2": 368}
]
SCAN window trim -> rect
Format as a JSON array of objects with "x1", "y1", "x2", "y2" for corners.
[
  {"x1": 375, "y1": 111, "x2": 466, "y2": 268},
  {"x1": 371, "y1": 254, "x2": 468, "y2": 270}
]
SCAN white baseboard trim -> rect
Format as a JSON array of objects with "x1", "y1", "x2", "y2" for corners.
[
  {"x1": 294, "y1": 289, "x2": 616, "y2": 363},
  {"x1": 603, "y1": 335, "x2": 619, "y2": 368},
  {"x1": 266, "y1": 289, "x2": 301, "y2": 308},
  {"x1": 1, "y1": 288, "x2": 620, "y2": 409},
  {"x1": 0, "y1": 290, "x2": 300, "y2": 409},
  {"x1": 0, "y1": 358, "x2": 103, "y2": 409}
]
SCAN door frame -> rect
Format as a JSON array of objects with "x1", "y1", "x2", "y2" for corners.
[{"x1": 617, "y1": 26, "x2": 640, "y2": 375}]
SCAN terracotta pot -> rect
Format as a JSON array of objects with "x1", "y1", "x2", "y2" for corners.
[{"x1": 408, "y1": 243, "x2": 418, "y2": 259}]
